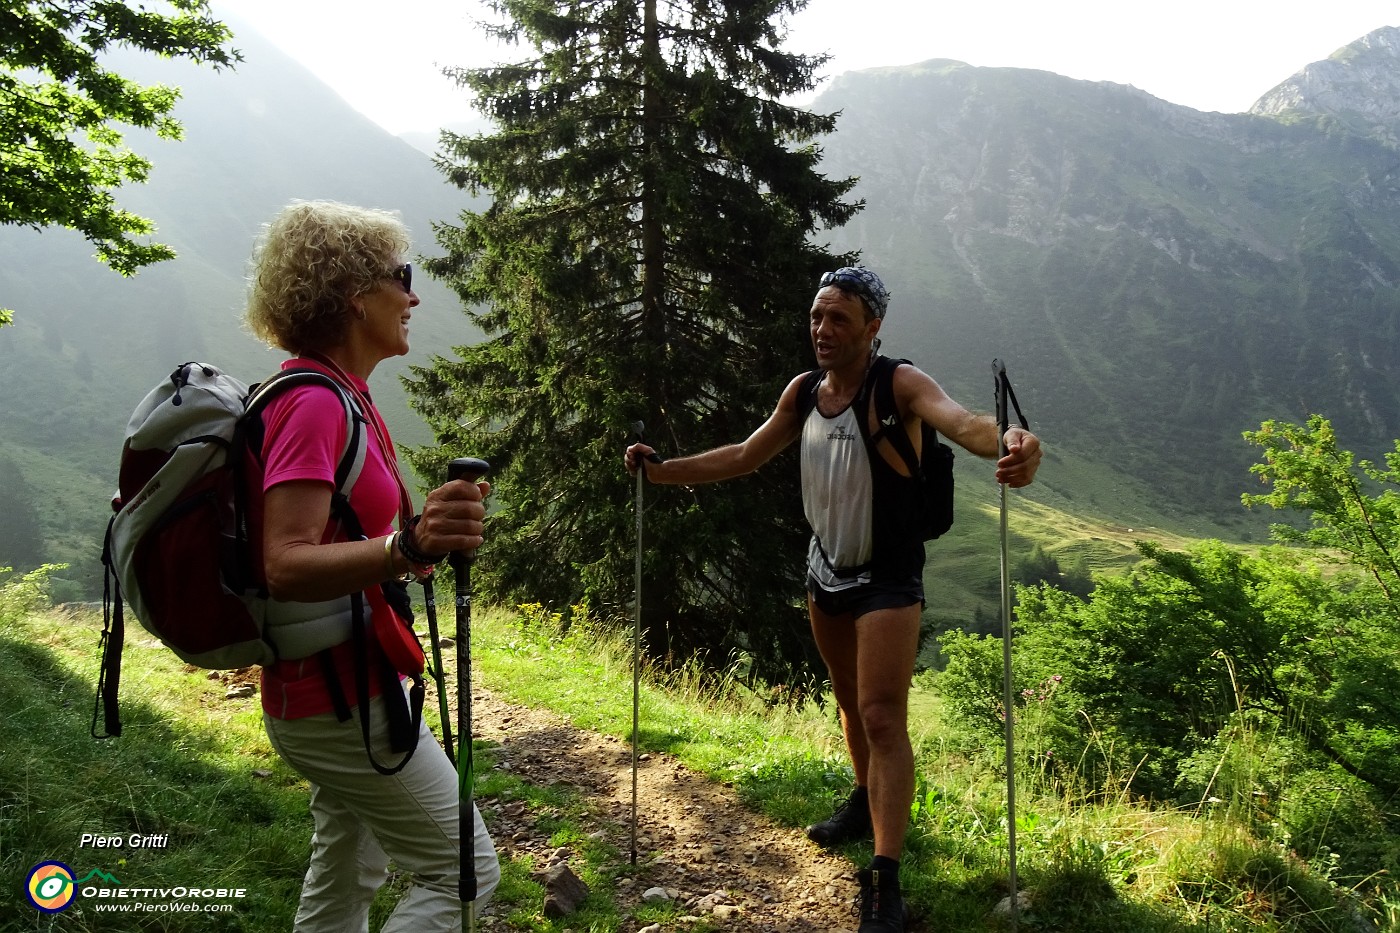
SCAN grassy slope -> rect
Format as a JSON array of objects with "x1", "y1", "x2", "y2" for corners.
[
  {"x1": 0, "y1": 609, "x2": 306, "y2": 930},
  {"x1": 4, "y1": 596, "x2": 1382, "y2": 932}
]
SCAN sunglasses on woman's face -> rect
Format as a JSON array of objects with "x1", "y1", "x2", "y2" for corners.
[{"x1": 388, "y1": 262, "x2": 412, "y2": 293}]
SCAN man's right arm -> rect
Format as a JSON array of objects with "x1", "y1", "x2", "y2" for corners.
[{"x1": 626, "y1": 373, "x2": 808, "y2": 485}]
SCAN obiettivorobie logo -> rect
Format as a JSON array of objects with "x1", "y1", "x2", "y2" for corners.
[
  {"x1": 25, "y1": 862, "x2": 121, "y2": 913},
  {"x1": 25, "y1": 857, "x2": 248, "y2": 916}
]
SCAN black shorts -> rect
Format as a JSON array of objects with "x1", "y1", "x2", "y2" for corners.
[{"x1": 806, "y1": 571, "x2": 925, "y2": 620}]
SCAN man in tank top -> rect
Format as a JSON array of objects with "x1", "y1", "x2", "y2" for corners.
[{"x1": 625, "y1": 266, "x2": 1041, "y2": 932}]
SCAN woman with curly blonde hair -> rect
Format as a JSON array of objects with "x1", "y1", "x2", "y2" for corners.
[{"x1": 245, "y1": 200, "x2": 499, "y2": 931}]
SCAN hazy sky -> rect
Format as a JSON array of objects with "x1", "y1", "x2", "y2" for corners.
[{"x1": 214, "y1": 0, "x2": 1397, "y2": 135}]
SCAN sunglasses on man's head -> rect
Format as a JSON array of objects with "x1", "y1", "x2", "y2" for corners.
[
  {"x1": 389, "y1": 262, "x2": 412, "y2": 293},
  {"x1": 818, "y1": 268, "x2": 886, "y2": 319}
]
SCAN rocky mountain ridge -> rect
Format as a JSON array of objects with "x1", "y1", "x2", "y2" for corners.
[{"x1": 1252, "y1": 25, "x2": 1400, "y2": 146}]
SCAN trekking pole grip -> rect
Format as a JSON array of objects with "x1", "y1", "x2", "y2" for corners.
[
  {"x1": 447, "y1": 457, "x2": 490, "y2": 571},
  {"x1": 993, "y1": 359, "x2": 1009, "y2": 458},
  {"x1": 448, "y1": 457, "x2": 490, "y2": 485},
  {"x1": 630, "y1": 420, "x2": 663, "y2": 475}
]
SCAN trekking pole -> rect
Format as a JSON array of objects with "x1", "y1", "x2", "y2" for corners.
[
  {"x1": 629, "y1": 421, "x2": 662, "y2": 866},
  {"x1": 423, "y1": 576, "x2": 455, "y2": 767},
  {"x1": 448, "y1": 457, "x2": 490, "y2": 933},
  {"x1": 993, "y1": 359, "x2": 1029, "y2": 929}
]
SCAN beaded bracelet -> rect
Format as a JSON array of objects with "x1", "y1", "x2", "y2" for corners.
[{"x1": 397, "y1": 515, "x2": 448, "y2": 568}]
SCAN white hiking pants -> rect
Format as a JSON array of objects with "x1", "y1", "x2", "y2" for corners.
[{"x1": 265, "y1": 692, "x2": 500, "y2": 932}]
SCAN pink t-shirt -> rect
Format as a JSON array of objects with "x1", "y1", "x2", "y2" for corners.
[{"x1": 254, "y1": 359, "x2": 408, "y2": 719}]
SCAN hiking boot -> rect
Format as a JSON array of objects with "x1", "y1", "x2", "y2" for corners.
[
  {"x1": 856, "y1": 866, "x2": 906, "y2": 932},
  {"x1": 805, "y1": 785, "x2": 872, "y2": 847}
]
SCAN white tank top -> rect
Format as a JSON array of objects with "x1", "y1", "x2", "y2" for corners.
[{"x1": 800, "y1": 383, "x2": 874, "y2": 591}]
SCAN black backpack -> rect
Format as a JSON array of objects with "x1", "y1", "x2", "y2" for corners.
[{"x1": 797, "y1": 355, "x2": 955, "y2": 543}]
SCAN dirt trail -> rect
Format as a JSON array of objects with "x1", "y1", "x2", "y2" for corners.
[{"x1": 471, "y1": 687, "x2": 865, "y2": 931}]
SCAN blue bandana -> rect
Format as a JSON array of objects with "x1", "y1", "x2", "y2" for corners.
[{"x1": 819, "y1": 266, "x2": 890, "y2": 319}]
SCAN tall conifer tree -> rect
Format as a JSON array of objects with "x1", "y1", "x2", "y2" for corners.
[{"x1": 409, "y1": 0, "x2": 859, "y2": 691}]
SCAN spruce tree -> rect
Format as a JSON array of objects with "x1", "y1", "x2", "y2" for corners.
[{"x1": 408, "y1": 0, "x2": 859, "y2": 692}]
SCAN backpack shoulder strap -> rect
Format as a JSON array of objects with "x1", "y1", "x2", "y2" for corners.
[
  {"x1": 794, "y1": 369, "x2": 823, "y2": 422},
  {"x1": 244, "y1": 369, "x2": 369, "y2": 497},
  {"x1": 93, "y1": 516, "x2": 125, "y2": 739},
  {"x1": 862, "y1": 356, "x2": 922, "y2": 476}
]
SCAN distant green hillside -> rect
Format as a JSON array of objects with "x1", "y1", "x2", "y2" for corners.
[{"x1": 917, "y1": 443, "x2": 1249, "y2": 665}]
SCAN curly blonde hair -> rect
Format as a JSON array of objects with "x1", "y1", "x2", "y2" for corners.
[{"x1": 245, "y1": 200, "x2": 412, "y2": 353}]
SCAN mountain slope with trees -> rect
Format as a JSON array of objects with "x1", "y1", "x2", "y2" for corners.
[
  {"x1": 0, "y1": 19, "x2": 480, "y2": 596},
  {"x1": 5, "y1": 19, "x2": 1400, "y2": 607}
]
